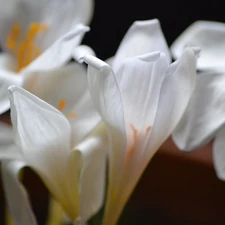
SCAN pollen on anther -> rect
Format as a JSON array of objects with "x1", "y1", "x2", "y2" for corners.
[{"x1": 58, "y1": 99, "x2": 66, "y2": 111}]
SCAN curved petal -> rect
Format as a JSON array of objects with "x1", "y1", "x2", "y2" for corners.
[
  {"x1": 72, "y1": 125, "x2": 108, "y2": 223},
  {"x1": 1, "y1": 160, "x2": 37, "y2": 225},
  {"x1": 84, "y1": 55, "x2": 128, "y2": 225},
  {"x1": 23, "y1": 63, "x2": 101, "y2": 146},
  {"x1": 171, "y1": 21, "x2": 225, "y2": 70},
  {"x1": 213, "y1": 126, "x2": 225, "y2": 180},
  {"x1": 0, "y1": 69, "x2": 23, "y2": 114},
  {"x1": 84, "y1": 55, "x2": 126, "y2": 180},
  {"x1": 115, "y1": 52, "x2": 169, "y2": 139},
  {"x1": 172, "y1": 70, "x2": 225, "y2": 151},
  {"x1": 146, "y1": 48, "x2": 196, "y2": 158},
  {"x1": 73, "y1": 45, "x2": 96, "y2": 63},
  {"x1": 23, "y1": 25, "x2": 89, "y2": 73},
  {"x1": 8, "y1": 86, "x2": 80, "y2": 220},
  {"x1": 0, "y1": 0, "x2": 93, "y2": 51},
  {"x1": 112, "y1": 19, "x2": 171, "y2": 72}
]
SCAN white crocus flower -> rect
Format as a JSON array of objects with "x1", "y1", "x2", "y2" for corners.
[
  {"x1": 170, "y1": 21, "x2": 225, "y2": 180},
  {"x1": 0, "y1": 60, "x2": 101, "y2": 154},
  {"x1": 0, "y1": 86, "x2": 107, "y2": 225},
  {"x1": 0, "y1": 0, "x2": 94, "y2": 114},
  {"x1": 84, "y1": 46, "x2": 196, "y2": 225}
]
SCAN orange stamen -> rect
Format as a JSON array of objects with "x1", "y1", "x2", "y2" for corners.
[
  {"x1": 58, "y1": 99, "x2": 66, "y2": 112},
  {"x1": 6, "y1": 23, "x2": 48, "y2": 71}
]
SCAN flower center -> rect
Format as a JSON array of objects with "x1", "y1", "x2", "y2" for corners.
[
  {"x1": 6, "y1": 23, "x2": 48, "y2": 72},
  {"x1": 58, "y1": 99, "x2": 77, "y2": 119}
]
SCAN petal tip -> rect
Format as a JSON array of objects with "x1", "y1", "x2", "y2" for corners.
[
  {"x1": 84, "y1": 54, "x2": 111, "y2": 71},
  {"x1": 133, "y1": 18, "x2": 160, "y2": 29},
  {"x1": 8, "y1": 85, "x2": 17, "y2": 94}
]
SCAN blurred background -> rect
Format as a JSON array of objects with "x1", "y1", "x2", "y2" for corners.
[{"x1": 1, "y1": 0, "x2": 225, "y2": 224}]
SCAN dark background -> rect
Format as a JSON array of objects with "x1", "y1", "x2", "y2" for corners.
[
  {"x1": 84, "y1": 0, "x2": 224, "y2": 60},
  {"x1": 2, "y1": 0, "x2": 225, "y2": 225}
]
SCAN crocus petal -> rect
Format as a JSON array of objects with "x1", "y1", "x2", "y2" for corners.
[
  {"x1": 112, "y1": 19, "x2": 171, "y2": 72},
  {"x1": 23, "y1": 63, "x2": 100, "y2": 146},
  {"x1": 213, "y1": 126, "x2": 225, "y2": 180},
  {"x1": 0, "y1": 0, "x2": 93, "y2": 51},
  {"x1": 146, "y1": 48, "x2": 196, "y2": 157},
  {"x1": 84, "y1": 54, "x2": 126, "y2": 175},
  {"x1": 1, "y1": 160, "x2": 37, "y2": 225},
  {"x1": 9, "y1": 86, "x2": 80, "y2": 220},
  {"x1": 72, "y1": 126, "x2": 107, "y2": 223},
  {"x1": 115, "y1": 52, "x2": 169, "y2": 137},
  {"x1": 172, "y1": 70, "x2": 225, "y2": 151},
  {"x1": 23, "y1": 63, "x2": 87, "y2": 112},
  {"x1": 23, "y1": 25, "x2": 89, "y2": 73},
  {"x1": 171, "y1": 21, "x2": 225, "y2": 70},
  {"x1": 113, "y1": 49, "x2": 196, "y2": 210},
  {"x1": 0, "y1": 69, "x2": 23, "y2": 114}
]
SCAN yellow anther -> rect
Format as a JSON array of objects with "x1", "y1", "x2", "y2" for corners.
[
  {"x1": 6, "y1": 22, "x2": 48, "y2": 71},
  {"x1": 58, "y1": 99, "x2": 66, "y2": 112},
  {"x1": 6, "y1": 24, "x2": 20, "y2": 49}
]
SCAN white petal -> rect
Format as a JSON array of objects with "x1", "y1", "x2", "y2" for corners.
[
  {"x1": 73, "y1": 126, "x2": 107, "y2": 223},
  {"x1": 1, "y1": 160, "x2": 37, "y2": 225},
  {"x1": 172, "y1": 70, "x2": 225, "y2": 151},
  {"x1": 23, "y1": 25, "x2": 89, "y2": 73},
  {"x1": 112, "y1": 19, "x2": 171, "y2": 72},
  {"x1": 69, "y1": 89, "x2": 101, "y2": 147},
  {"x1": 23, "y1": 63, "x2": 87, "y2": 112},
  {"x1": 146, "y1": 48, "x2": 196, "y2": 158},
  {"x1": 0, "y1": 68, "x2": 23, "y2": 114},
  {"x1": 84, "y1": 54, "x2": 126, "y2": 173},
  {"x1": 171, "y1": 21, "x2": 225, "y2": 70},
  {"x1": 23, "y1": 63, "x2": 101, "y2": 146},
  {"x1": 8, "y1": 86, "x2": 81, "y2": 220},
  {"x1": 115, "y1": 52, "x2": 169, "y2": 138},
  {"x1": 0, "y1": 0, "x2": 93, "y2": 51}
]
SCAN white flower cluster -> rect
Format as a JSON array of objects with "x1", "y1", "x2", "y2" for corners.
[{"x1": 0, "y1": 1, "x2": 223, "y2": 225}]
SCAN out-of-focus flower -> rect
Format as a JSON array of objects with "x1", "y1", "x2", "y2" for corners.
[
  {"x1": 171, "y1": 21, "x2": 225, "y2": 70},
  {"x1": 0, "y1": 0, "x2": 94, "y2": 114},
  {"x1": 170, "y1": 21, "x2": 225, "y2": 180},
  {"x1": 83, "y1": 23, "x2": 196, "y2": 224},
  {"x1": 0, "y1": 86, "x2": 107, "y2": 225}
]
